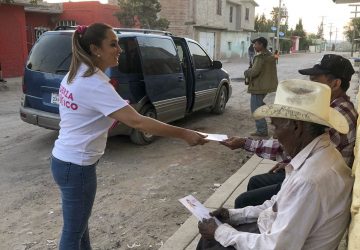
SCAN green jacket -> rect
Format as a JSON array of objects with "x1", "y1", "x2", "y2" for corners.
[{"x1": 244, "y1": 50, "x2": 278, "y2": 94}]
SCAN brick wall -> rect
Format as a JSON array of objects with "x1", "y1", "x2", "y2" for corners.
[
  {"x1": 0, "y1": 4, "x2": 28, "y2": 77},
  {"x1": 159, "y1": 0, "x2": 190, "y2": 37},
  {"x1": 61, "y1": 1, "x2": 121, "y2": 27},
  {"x1": 25, "y1": 12, "x2": 56, "y2": 54}
]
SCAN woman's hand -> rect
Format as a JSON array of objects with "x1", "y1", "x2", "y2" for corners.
[{"x1": 182, "y1": 130, "x2": 208, "y2": 146}]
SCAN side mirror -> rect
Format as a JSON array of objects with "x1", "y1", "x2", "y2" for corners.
[{"x1": 212, "y1": 60, "x2": 222, "y2": 69}]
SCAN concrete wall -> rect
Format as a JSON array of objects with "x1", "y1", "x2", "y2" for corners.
[
  {"x1": 240, "y1": 1, "x2": 256, "y2": 31},
  {"x1": 0, "y1": 4, "x2": 28, "y2": 77},
  {"x1": 219, "y1": 31, "x2": 251, "y2": 59},
  {"x1": 349, "y1": 88, "x2": 360, "y2": 249},
  {"x1": 159, "y1": 0, "x2": 192, "y2": 37}
]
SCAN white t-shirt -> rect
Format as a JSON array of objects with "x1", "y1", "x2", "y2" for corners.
[{"x1": 52, "y1": 64, "x2": 128, "y2": 165}]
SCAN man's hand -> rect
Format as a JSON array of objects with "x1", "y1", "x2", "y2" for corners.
[
  {"x1": 220, "y1": 137, "x2": 246, "y2": 150},
  {"x1": 210, "y1": 207, "x2": 230, "y2": 224},
  {"x1": 198, "y1": 218, "x2": 218, "y2": 240},
  {"x1": 269, "y1": 162, "x2": 287, "y2": 173}
]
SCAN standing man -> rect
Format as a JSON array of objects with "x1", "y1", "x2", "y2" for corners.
[
  {"x1": 244, "y1": 37, "x2": 278, "y2": 137},
  {"x1": 247, "y1": 43, "x2": 255, "y2": 68}
]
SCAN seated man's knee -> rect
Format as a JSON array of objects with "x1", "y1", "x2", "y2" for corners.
[
  {"x1": 235, "y1": 192, "x2": 253, "y2": 209},
  {"x1": 247, "y1": 175, "x2": 262, "y2": 191}
]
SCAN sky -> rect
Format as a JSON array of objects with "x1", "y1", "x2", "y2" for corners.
[
  {"x1": 45, "y1": 0, "x2": 356, "y2": 41},
  {"x1": 254, "y1": 0, "x2": 357, "y2": 41}
]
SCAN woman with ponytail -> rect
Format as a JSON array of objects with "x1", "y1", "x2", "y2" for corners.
[{"x1": 51, "y1": 23, "x2": 207, "y2": 250}]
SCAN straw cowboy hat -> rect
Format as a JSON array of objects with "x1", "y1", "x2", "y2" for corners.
[{"x1": 253, "y1": 79, "x2": 349, "y2": 134}]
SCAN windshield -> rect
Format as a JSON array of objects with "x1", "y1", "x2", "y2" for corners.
[{"x1": 26, "y1": 33, "x2": 72, "y2": 74}]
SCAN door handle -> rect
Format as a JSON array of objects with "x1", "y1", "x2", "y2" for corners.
[
  {"x1": 178, "y1": 76, "x2": 184, "y2": 82},
  {"x1": 197, "y1": 74, "x2": 202, "y2": 79}
]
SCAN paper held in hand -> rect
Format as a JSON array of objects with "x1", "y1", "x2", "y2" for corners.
[
  {"x1": 198, "y1": 132, "x2": 228, "y2": 142},
  {"x1": 179, "y1": 195, "x2": 222, "y2": 225}
]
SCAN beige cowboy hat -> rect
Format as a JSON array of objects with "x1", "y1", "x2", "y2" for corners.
[{"x1": 253, "y1": 79, "x2": 349, "y2": 134}]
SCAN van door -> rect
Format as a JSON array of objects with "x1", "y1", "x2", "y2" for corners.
[
  {"x1": 137, "y1": 36, "x2": 186, "y2": 122},
  {"x1": 187, "y1": 41, "x2": 219, "y2": 111},
  {"x1": 173, "y1": 37, "x2": 195, "y2": 112}
]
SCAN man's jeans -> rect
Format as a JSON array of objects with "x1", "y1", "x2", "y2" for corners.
[
  {"x1": 250, "y1": 94, "x2": 268, "y2": 134},
  {"x1": 51, "y1": 156, "x2": 98, "y2": 250}
]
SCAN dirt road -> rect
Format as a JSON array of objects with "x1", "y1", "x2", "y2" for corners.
[{"x1": 0, "y1": 53, "x2": 354, "y2": 250}]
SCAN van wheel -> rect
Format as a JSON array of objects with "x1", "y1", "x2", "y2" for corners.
[
  {"x1": 130, "y1": 104, "x2": 157, "y2": 145},
  {"x1": 211, "y1": 85, "x2": 228, "y2": 114}
]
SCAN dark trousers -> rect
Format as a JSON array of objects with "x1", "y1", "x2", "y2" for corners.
[
  {"x1": 196, "y1": 223, "x2": 259, "y2": 250},
  {"x1": 234, "y1": 170, "x2": 285, "y2": 208}
]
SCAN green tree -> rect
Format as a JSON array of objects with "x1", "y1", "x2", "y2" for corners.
[
  {"x1": 317, "y1": 20, "x2": 324, "y2": 39},
  {"x1": 115, "y1": 0, "x2": 169, "y2": 30},
  {"x1": 344, "y1": 17, "x2": 360, "y2": 43},
  {"x1": 254, "y1": 14, "x2": 272, "y2": 32},
  {"x1": 292, "y1": 19, "x2": 309, "y2": 50}
]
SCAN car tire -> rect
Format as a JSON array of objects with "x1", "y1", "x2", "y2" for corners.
[
  {"x1": 130, "y1": 104, "x2": 157, "y2": 145},
  {"x1": 211, "y1": 85, "x2": 228, "y2": 114}
]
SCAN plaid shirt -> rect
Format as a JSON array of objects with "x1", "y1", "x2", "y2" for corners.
[{"x1": 244, "y1": 94, "x2": 358, "y2": 167}]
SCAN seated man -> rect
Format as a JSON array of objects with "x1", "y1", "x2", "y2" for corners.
[
  {"x1": 221, "y1": 54, "x2": 357, "y2": 208},
  {"x1": 197, "y1": 79, "x2": 354, "y2": 250}
]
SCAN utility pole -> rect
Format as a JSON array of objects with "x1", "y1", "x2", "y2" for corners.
[
  {"x1": 319, "y1": 16, "x2": 326, "y2": 53},
  {"x1": 329, "y1": 23, "x2": 333, "y2": 51},
  {"x1": 350, "y1": 4, "x2": 360, "y2": 57},
  {"x1": 276, "y1": 0, "x2": 282, "y2": 52},
  {"x1": 335, "y1": 27, "x2": 338, "y2": 49}
]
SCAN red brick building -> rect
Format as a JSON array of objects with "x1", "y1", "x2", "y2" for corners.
[{"x1": 0, "y1": 1, "x2": 121, "y2": 78}]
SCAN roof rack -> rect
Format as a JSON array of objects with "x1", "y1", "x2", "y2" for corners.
[
  {"x1": 113, "y1": 28, "x2": 172, "y2": 36},
  {"x1": 53, "y1": 26, "x2": 172, "y2": 36},
  {"x1": 54, "y1": 26, "x2": 77, "y2": 31}
]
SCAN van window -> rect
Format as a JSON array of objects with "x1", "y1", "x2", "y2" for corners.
[
  {"x1": 138, "y1": 37, "x2": 181, "y2": 75},
  {"x1": 27, "y1": 33, "x2": 72, "y2": 74},
  {"x1": 188, "y1": 42, "x2": 212, "y2": 69},
  {"x1": 118, "y1": 38, "x2": 142, "y2": 74}
]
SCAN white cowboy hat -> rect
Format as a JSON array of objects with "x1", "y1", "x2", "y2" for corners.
[{"x1": 253, "y1": 79, "x2": 349, "y2": 134}]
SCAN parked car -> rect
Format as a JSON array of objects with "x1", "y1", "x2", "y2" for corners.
[{"x1": 20, "y1": 27, "x2": 232, "y2": 144}]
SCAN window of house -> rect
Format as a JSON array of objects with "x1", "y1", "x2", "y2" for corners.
[
  {"x1": 217, "y1": 0, "x2": 222, "y2": 15},
  {"x1": 228, "y1": 42, "x2": 232, "y2": 51},
  {"x1": 230, "y1": 6, "x2": 233, "y2": 23},
  {"x1": 245, "y1": 8, "x2": 250, "y2": 21},
  {"x1": 57, "y1": 20, "x2": 77, "y2": 27}
]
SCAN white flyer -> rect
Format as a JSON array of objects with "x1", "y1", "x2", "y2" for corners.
[
  {"x1": 198, "y1": 132, "x2": 228, "y2": 142},
  {"x1": 179, "y1": 195, "x2": 222, "y2": 225}
]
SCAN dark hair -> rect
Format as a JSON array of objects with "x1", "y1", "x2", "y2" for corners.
[
  {"x1": 68, "y1": 23, "x2": 113, "y2": 83},
  {"x1": 252, "y1": 37, "x2": 268, "y2": 48},
  {"x1": 325, "y1": 74, "x2": 349, "y2": 92}
]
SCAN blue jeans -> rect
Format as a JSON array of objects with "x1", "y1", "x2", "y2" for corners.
[
  {"x1": 250, "y1": 94, "x2": 268, "y2": 134},
  {"x1": 51, "y1": 156, "x2": 98, "y2": 250}
]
